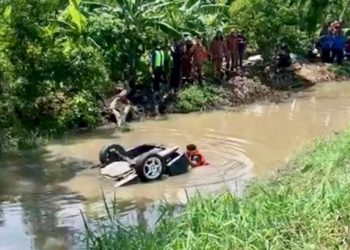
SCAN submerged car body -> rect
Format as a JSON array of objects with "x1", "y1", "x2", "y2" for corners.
[{"x1": 99, "y1": 144, "x2": 190, "y2": 187}]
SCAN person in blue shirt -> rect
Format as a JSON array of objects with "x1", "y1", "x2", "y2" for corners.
[
  {"x1": 332, "y1": 25, "x2": 346, "y2": 64},
  {"x1": 319, "y1": 32, "x2": 333, "y2": 63}
]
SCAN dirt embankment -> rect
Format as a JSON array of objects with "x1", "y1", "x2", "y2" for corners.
[
  {"x1": 101, "y1": 61, "x2": 350, "y2": 128},
  {"x1": 294, "y1": 63, "x2": 349, "y2": 84}
]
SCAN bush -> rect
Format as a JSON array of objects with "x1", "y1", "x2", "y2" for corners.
[
  {"x1": 0, "y1": 0, "x2": 110, "y2": 152},
  {"x1": 176, "y1": 85, "x2": 226, "y2": 113},
  {"x1": 59, "y1": 91, "x2": 102, "y2": 130},
  {"x1": 230, "y1": 0, "x2": 310, "y2": 60}
]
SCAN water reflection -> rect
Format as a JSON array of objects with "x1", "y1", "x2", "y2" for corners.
[{"x1": 0, "y1": 151, "x2": 91, "y2": 250}]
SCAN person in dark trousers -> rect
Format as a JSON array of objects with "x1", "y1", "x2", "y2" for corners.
[
  {"x1": 170, "y1": 40, "x2": 184, "y2": 92},
  {"x1": 275, "y1": 44, "x2": 292, "y2": 72},
  {"x1": 332, "y1": 25, "x2": 346, "y2": 65},
  {"x1": 345, "y1": 36, "x2": 350, "y2": 60},
  {"x1": 319, "y1": 31, "x2": 333, "y2": 63},
  {"x1": 151, "y1": 41, "x2": 165, "y2": 92},
  {"x1": 151, "y1": 41, "x2": 166, "y2": 115},
  {"x1": 236, "y1": 31, "x2": 247, "y2": 68},
  {"x1": 182, "y1": 38, "x2": 194, "y2": 83}
]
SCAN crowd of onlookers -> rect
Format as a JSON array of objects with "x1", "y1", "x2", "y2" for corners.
[
  {"x1": 149, "y1": 22, "x2": 350, "y2": 96},
  {"x1": 318, "y1": 21, "x2": 350, "y2": 64},
  {"x1": 151, "y1": 29, "x2": 247, "y2": 93}
]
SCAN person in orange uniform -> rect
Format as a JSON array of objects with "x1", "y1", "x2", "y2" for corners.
[
  {"x1": 209, "y1": 29, "x2": 226, "y2": 82},
  {"x1": 186, "y1": 144, "x2": 209, "y2": 167},
  {"x1": 192, "y1": 36, "x2": 209, "y2": 85},
  {"x1": 225, "y1": 29, "x2": 238, "y2": 71}
]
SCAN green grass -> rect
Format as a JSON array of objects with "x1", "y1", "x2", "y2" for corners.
[
  {"x1": 329, "y1": 63, "x2": 350, "y2": 79},
  {"x1": 82, "y1": 129, "x2": 350, "y2": 249},
  {"x1": 176, "y1": 84, "x2": 228, "y2": 113}
]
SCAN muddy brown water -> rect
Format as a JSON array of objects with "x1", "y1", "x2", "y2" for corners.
[{"x1": 1, "y1": 82, "x2": 350, "y2": 250}]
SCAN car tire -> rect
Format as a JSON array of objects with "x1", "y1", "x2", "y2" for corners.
[
  {"x1": 99, "y1": 144, "x2": 126, "y2": 164},
  {"x1": 135, "y1": 153, "x2": 165, "y2": 182}
]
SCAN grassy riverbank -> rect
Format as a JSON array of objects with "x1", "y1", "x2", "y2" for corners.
[{"x1": 83, "y1": 129, "x2": 350, "y2": 249}]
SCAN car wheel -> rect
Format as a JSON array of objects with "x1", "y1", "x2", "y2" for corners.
[
  {"x1": 99, "y1": 144, "x2": 126, "y2": 164},
  {"x1": 135, "y1": 154, "x2": 164, "y2": 182}
]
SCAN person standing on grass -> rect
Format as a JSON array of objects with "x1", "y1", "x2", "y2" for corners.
[
  {"x1": 151, "y1": 40, "x2": 165, "y2": 92},
  {"x1": 209, "y1": 29, "x2": 226, "y2": 82},
  {"x1": 320, "y1": 22, "x2": 331, "y2": 37},
  {"x1": 236, "y1": 31, "x2": 247, "y2": 68},
  {"x1": 332, "y1": 24, "x2": 346, "y2": 65},
  {"x1": 345, "y1": 36, "x2": 350, "y2": 60},
  {"x1": 182, "y1": 36, "x2": 194, "y2": 84},
  {"x1": 151, "y1": 40, "x2": 166, "y2": 115},
  {"x1": 320, "y1": 31, "x2": 333, "y2": 63},
  {"x1": 225, "y1": 29, "x2": 238, "y2": 71},
  {"x1": 192, "y1": 36, "x2": 208, "y2": 85},
  {"x1": 170, "y1": 40, "x2": 184, "y2": 93}
]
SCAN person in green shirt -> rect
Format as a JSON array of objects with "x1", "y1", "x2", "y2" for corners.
[{"x1": 151, "y1": 41, "x2": 165, "y2": 92}]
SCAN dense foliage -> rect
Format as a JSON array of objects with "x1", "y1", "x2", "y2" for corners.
[
  {"x1": 0, "y1": 0, "x2": 349, "y2": 152},
  {"x1": 83, "y1": 127, "x2": 350, "y2": 249}
]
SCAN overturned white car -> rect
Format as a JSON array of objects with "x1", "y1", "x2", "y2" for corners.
[{"x1": 98, "y1": 144, "x2": 190, "y2": 187}]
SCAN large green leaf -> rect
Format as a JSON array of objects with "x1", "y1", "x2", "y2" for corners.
[
  {"x1": 3, "y1": 5, "x2": 11, "y2": 19},
  {"x1": 156, "y1": 21, "x2": 182, "y2": 37},
  {"x1": 68, "y1": 0, "x2": 86, "y2": 33}
]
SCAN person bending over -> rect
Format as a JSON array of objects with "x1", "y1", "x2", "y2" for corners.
[{"x1": 186, "y1": 144, "x2": 209, "y2": 168}]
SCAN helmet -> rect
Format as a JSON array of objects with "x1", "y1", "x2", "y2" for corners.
[{"x1": 216, "y1": 28, "x2": 223, "y2": 34}]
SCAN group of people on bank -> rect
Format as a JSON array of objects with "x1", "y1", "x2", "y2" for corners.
[
  {"x1": 319, "y1": 21, "x2": 350, "y2": 64},
  {"x1": 151, "y1": 29, "x2": 247, "y2": 93}
]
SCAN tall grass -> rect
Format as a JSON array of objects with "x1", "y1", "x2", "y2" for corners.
[{"x1": 82, "y1": 129, "x2": 350, "y2": 249}]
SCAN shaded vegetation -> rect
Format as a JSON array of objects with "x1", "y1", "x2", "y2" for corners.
[
  {"x1": 330, "y1": 64, "x2": 350, "y2": 78},
  {"x1": 176, "y1": 85, "x2": 228, "y2": 113},
  {"x1": 82, "y1": 128, "x2": 350, "y2": 249},
  {"x1": 1, "y1": 0, "x2": 349, "y2": 152}
]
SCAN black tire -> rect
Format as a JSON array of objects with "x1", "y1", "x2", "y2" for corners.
[
  {"x1": 135, "y1": 153, "x2": 165, "y2": 182},
  {"x1": 99, "y1": 144, "x2": 126, "y2": 164}
]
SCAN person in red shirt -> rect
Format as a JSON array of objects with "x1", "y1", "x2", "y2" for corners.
[
  {"x1": 186, "y1": 144, "x2": 209, "y2": 168},
  {"x1": 192, "y1": 37, "x2": 209, "y2": 85}
]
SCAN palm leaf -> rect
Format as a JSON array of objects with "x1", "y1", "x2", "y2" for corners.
[
  {"x1": 230, "y1": 0, "x2": 251, "y2": 13},
  {"x1": 156, "y1": 21, "x2": 182, "y2": 37}
]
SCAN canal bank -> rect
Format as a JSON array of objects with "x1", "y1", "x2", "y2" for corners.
[{"x1": 1, "y1": 81, "x2": 350, "y2": 249}]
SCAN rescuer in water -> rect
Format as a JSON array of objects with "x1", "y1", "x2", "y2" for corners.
[{"x1": 186, "y1": 144, "x2": 209, "y2": 167}]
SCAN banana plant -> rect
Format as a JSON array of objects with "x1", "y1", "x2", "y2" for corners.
[{"x1": 58, "y1": 0, "x2": 87, "y2": 33}]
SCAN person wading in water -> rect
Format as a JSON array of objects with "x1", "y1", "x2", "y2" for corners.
[{"x1": 186, "y1": 144, "x2": 209, "y2": 167}]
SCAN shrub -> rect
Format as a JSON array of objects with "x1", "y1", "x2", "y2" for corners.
[{"x1": 176, "y1": 84, "x2": 226, "y2": 113}]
